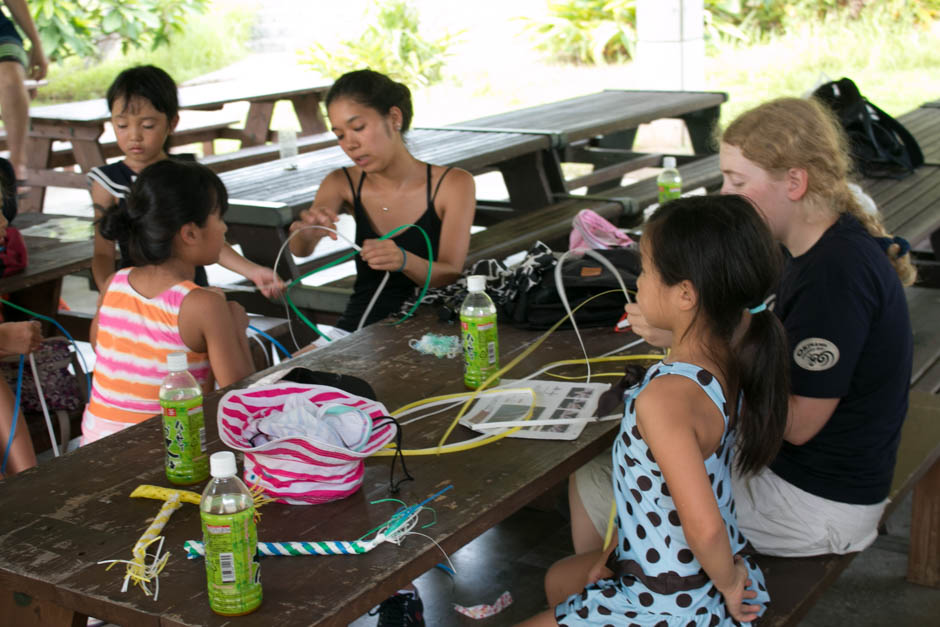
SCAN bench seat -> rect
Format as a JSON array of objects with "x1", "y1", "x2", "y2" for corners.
[{"x1": 36, "y1": 109, "x2": 244, "y2": 169}]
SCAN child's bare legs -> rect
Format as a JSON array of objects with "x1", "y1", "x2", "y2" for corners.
[
  {"x1": 517, "y1": 550, "x2": 604, "y2": 626},
  {"x1": 515, "y1": 610, "x2": 558, "y2": 626},
  {"x1": 569, "y1": 475, "x2": 604, "y2": 553},
  {"x1": 0, "y1": 377, "x2": 35, "y2": 477}
]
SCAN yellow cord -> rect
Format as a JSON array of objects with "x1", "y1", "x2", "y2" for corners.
[
  {"x1": 603, "y1": 499, "x2": 617, "y2": 551},
  {"x1": 372, "y1": 353, "x2": 663, "y2": 456}
]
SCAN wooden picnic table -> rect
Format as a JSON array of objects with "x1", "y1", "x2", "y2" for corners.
[
  {"x1": 0, "y1": 213, "x2": 93, "y2": 335},
  {"x1": 22, "y1": 76, "x2": 333, "y2": 213},
  {"x1": 0, "y1": 309, "x2": 650, "y2": 626},
  {"x1": 436, "y1": 89, "x2": 728, "y2": 207}
]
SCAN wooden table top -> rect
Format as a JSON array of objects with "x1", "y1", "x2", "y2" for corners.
[
  {"x1": 0, "y1": 214, "x2": 93, "y2": 293},
  {"x1": 220, "y1": 128, "x2": 552, "y2": 225},
  {"x1": 28, "y1": 76, "x2": 333, "y2": 124},
  {"x1": 450, "y1": 89, "x2": 728, "y2": 145},
  {"x1": 0, "y1": 310, "x2": 652, "y2": 626}
]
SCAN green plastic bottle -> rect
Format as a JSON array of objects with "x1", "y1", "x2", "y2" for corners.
[
  {"x1": 160, "y1": 352, "x2": 208, "y2": 485},
  {"x1": 200, "y1": 451, "x2": 262, "y2": 616},
  {"x1": 461, "y1": 275, "x2": 500, "y2": 389},
  {"x1": 657, "y1": 156, "x2": 682, "y2": 204}
]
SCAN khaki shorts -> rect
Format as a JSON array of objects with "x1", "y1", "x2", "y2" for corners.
[
  {"x1": 574, "y1": 449, "x2": 615, "y2": 538},
  {"x1": 574, "y1": 450, "x2": 887, "y2": 557},
  {"x1": 731, "y1": 467, "x2": 886, "y2": 557}
]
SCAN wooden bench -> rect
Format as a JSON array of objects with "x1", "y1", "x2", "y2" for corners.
[
  {"x1": 43, "y1": 109, "x2": 244, "y2": 169},
  {"x1": 755, "y1": 286, "x2": 940, "y2": 626}
]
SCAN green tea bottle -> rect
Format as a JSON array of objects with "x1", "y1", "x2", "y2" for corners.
[
  {"x1": 657, "y1": 156, "x2": 682, "y2": 204},
  {"x1": 160, "y1": 352, "x2": 208, "y2": 485},
  {"x1": 200, "y1": 451, "x2": 262, "y2": 616},
  {"x1": 461, "y1": 275, "x2": 500, "y2": 389}
]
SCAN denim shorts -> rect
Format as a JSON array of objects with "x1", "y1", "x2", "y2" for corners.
[{"x1": 0, "y1": 11, "x2": 26, "y2": 67}]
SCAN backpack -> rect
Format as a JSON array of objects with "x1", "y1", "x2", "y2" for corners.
[
  {"x1": 505, "y1": 247, "x2": 640, "y2": 330},
  {"x1": 813, "y1": 77, "x2": 923, "y2": 179}
]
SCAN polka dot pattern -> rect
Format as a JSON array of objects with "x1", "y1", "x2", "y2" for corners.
[{"x1": 553, "y1": 360, "x2": 770, "y2": 625}]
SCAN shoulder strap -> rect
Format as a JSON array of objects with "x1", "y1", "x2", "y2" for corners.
[
  {"x1": 864, "y1": 99, "x2": 925, "y2": 171},
  {"x1": 430, "y1": 166, "x2": 454, "y2": 205}
]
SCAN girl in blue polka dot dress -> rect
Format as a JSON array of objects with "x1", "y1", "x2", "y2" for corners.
[{"x1": 520, "y1": 194, "x2": 790, "y2": 626}]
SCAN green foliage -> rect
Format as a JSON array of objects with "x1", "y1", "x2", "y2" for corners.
[
  {"x1": 523, "y1": 0, "x2": 636, "y2": 64},
  {"x1": 30, "y1": 0, "x2": 210, "y2": 62},
  {"x1": 34, "y1": 7, "x2": 255, "y2": 104},
  {"x1": 298, "y1": 0, "x2": 460, "y2": 87},
  {"x1": 525, "y1": 0, "x2": 940, "y2": 64},
  {"x1": 707, "y1": 8, "x2": 940, "y2": 124}
]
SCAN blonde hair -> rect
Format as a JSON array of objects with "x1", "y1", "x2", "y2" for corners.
[{"x1": 721, "y1": 97, "x2": 916, "y2": 286}]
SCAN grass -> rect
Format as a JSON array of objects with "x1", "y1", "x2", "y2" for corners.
[
  {"x1": 33, "y1": 5, "x2": 256, "y2": 105},
  {"x1": 706, "y1": 14, "x2": 940, "y2": 125}
]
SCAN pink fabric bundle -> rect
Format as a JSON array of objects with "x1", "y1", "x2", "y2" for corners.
[
  {"x1": 569, "y1": 209, "x2": 634, "y2": 251},
  {"x1": 217, "y1": 383, "x2": 396, "y2": 505}
]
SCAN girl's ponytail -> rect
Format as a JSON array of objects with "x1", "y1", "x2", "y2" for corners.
[
  {"x1": 98, "y1": 202, "x2": 132, "y2": 245},
  {"x1": 733, "y1": 303, "x2": 790, "y2": 474},
  {"x1": 645, "y1": 195, "x2": 789, "y2": 476}
]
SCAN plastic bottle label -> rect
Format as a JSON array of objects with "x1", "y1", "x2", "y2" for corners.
[
  {"x1": 201, "y1": 507, "x2": 262, "y2": 615},
  {"x1": 461, "y1": 314, "x2": 499, "y2": 388},
  {"x1": 161, "y1": 396, "x2": 209, "y2": 485},
  {"x1": 658, "y1": 183, "x2": 682, "y2": 203}
]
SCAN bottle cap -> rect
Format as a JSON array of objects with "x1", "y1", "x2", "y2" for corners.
[
  {"x1": 210, "y1": 451, "x2": 237, "y2": 478},
  {"x1": 467, "y1": 275, "x2": 486, "y2": 292},
  {"x1": 663, "y1": 156, "x2": 677, "y2": 169},
  {"x1": 166, "y1": 352, "x2": 188, "y2": 372}
]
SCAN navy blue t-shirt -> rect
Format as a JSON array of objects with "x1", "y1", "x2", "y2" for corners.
[{"x1": 770, "y1": 213, "x2": 912, "y2": 505}]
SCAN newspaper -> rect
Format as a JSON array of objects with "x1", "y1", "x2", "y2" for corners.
[{"x1": 459, "y1": 379, "x2": 612, "y2": 441}]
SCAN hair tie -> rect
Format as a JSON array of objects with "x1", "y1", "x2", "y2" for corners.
[
  {"x1": 396, "y1": 246, "x2": 408, "y2": 272},
  {"x1": 747, "y1": 303, "x2": 767, "y2": 315},
  {"x1": 875, "y1": 235, "x2": 911, "y2": 258}
]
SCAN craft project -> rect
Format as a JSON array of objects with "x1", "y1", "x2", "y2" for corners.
[
  {"x1": 98, "y1": 484, "x2": 270, "y2": 600},
  {"x1": 184, "y1": 486, "x2": 454, "y2": 565}
]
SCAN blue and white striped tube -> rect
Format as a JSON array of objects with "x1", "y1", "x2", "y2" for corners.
[{"x1": 183, "y1": 538, "x2": 383, "y2": 559}]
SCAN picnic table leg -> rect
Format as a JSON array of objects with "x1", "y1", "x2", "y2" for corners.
[
  {"x1": 498, "y1": 150, "x2": 565, "y2": 213},
  {"x1": 0, "y1": 589, "x2": 88, "y2": 627},
  {"x1": 907, "y1": 456, "x2": 940, "y2": 587},
  {"x1": 290, "y1": 93, "x2": 327, "y2": 135},
  {"x1": 242, "y1": 101, "x2": 276, "y2": 146},
  {"x1": 69, "y1": 137, "x2": 106, "y2": 175},
  {"x1": 679, "y1": 106, "x2": 721, "y2": 155},
  {"x1": 20, "y1": 135, "x2": 52, "y2": 213}
]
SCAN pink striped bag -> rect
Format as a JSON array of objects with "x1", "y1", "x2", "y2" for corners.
[{"x1": 217, "y1": 383, "x2": 397, "y2": 505}]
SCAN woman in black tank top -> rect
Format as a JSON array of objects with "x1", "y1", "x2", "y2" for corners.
[{"x1": 289, "y1": 70, "x2": 476, "y2": 332}]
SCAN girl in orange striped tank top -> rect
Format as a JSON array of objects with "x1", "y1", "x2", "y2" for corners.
[{"x1": 82, "y1": 160, "x2": 255, "y2": 444}]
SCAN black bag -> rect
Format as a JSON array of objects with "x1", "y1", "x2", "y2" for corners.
[
  {"x1": 505, "y1": 248, "x2": 640, "y2": 329},
  {"x1": 813, "y1": 77, "x2": 923, "y2": 179}
]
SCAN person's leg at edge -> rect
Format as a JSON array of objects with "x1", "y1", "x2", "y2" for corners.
[
  {"x1": 569, "y1": 474, "x2": 603, "y2": 553},
  {"x1": 517, "y1": 550, "x2": 602, "y2": 627},
  {"x1": 0, "y1": 60, "x2": 30, "y2": 185},
  {"x1": 0, "y1": 376, "x2": 36, "y2": 477}
]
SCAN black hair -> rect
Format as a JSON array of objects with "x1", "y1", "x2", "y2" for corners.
[
  {"x1": 643, "y1": 195, "x2": 789, "y2": 474},
  {"x1": 98, "y1": 160, "x2": 228, "y2": 267},
  {"x1": 325, "y1": 69, "x2": 414, "y2": 132},
  {"x1": 106, "y1": 65, "x2": 179, "y2": 152}
]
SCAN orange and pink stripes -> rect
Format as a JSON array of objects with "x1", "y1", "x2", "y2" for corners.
[{"x1": 83, "y1": 269, "x2": 210, "y2": 434}]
